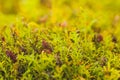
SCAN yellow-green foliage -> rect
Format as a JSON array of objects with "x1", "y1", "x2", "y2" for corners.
[{"x1": 0, "y1": 0, "x2": 120, "y2": 80}]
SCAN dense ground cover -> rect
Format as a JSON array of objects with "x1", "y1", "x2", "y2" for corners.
[{"x1": 0, "y1": 0, "x2": 120, "y2": 80}]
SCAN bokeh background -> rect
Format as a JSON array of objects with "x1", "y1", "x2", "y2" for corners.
[{"x1": 0, "y1": 0, "x2": 120, "y2": 32}]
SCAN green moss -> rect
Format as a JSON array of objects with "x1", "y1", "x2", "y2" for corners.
[{"x1": 0, "y1": 0, "x2": 120, "y2": 80}]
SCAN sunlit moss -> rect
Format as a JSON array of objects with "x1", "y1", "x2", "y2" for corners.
[{"x1": 0, "y1": 0, "x2": 120, "y2": 80}]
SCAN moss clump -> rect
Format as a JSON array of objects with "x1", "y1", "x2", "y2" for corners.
[{"x1": 0, "y1": 0, "x2": 120, "y2": 80}]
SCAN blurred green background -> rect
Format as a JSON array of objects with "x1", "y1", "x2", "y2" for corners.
[{"x1": 0, "y1": 0, "x2": 120, "y2": 29}]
